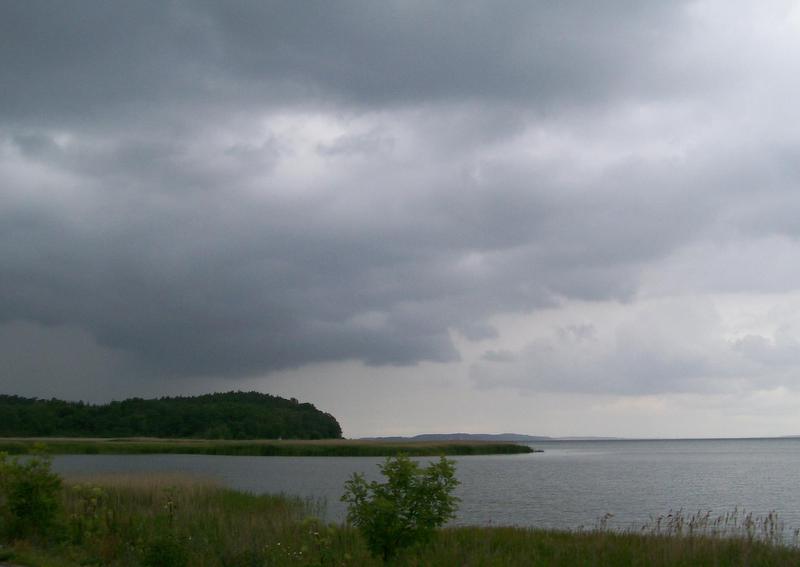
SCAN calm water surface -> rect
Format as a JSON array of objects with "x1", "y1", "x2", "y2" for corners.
[{"x1": 52, "y1": 438, "x2": 800, "y2": 532}]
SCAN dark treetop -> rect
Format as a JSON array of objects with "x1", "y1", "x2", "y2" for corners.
[{"x1": 0, "y1": 391, "x2": 342, "y2": 440}]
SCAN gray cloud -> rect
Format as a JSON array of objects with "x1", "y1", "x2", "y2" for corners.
[
  {"x1": 4, "y1": 1, "x2": 800, "y2": 403},
  {"x1": 471, "y1": 300, "x2": 742, "y2": 395},
  {"x1": 0, "y1": 1, "x2": 691, "y2": 125},
  {"x1": 3, "y1": 116, "x2": 705, "y2": 380}
]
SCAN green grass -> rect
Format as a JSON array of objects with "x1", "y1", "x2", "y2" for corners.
[
  {"x1": 3, "y1": 474, "x2": 800, "y2": 566},
  {"x1": 413, "y1": 527, "x2": 800, "y2": 566},
  {"x1": 0, "y1": 437, "x2": 536, "y2": 457}
]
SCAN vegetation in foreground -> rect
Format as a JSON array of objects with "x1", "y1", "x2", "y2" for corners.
[
  {"x1": 2, "y1": 451, "x2": 800, "y2": 566},
  {"x1": 343, "y1": 454, "x2": 460, "y2": 560},
  {"x1": 0, "y1": 392, "x2": 342, "y2": 440},
  {"x1": 0, "y1": 437, "x2": 534, "y2": 457}
]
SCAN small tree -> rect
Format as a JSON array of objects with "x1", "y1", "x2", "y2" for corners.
[{"x1": 341, "y1": 454, "x2": 459, "y2": 560}]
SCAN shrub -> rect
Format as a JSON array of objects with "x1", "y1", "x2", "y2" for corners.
[
  {"x1": 341, "y1": 454, "x2": 459, "y2": 560},
  {"x1": 0, "y1": 449, "x2": 63, "y2": 540}
]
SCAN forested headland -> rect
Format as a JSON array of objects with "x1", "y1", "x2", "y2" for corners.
[{"x1": 0, "y1": 391, "x2": 342, "y2": 440}]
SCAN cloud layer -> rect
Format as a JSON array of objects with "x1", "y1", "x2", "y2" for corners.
[{"x1": 4, "y1": 1, "x2": 800, "y2": 418}]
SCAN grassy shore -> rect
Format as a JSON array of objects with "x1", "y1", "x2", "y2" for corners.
[
  {"x1": 0, "y1": 437, "x2": 536, "y2": 457},
  {"x1": 2, "y1": 474, "x2": 799, "y2": 567}
]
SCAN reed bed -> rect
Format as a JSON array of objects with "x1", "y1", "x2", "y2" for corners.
[
  {"x1": 0, "y1": 437, "x2": 534, "y2": 457},
  {"x1": 20, "y1": 473, "x2": 345, "y2": 566},
  {"x1": 2, "y1": 474, "x2": 799, "y2": 566},
  {"x1": 635, "y1": 508, "x2": 799, "y2": 545}
]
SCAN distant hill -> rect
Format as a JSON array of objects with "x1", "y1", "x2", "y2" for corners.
[
  {"x1": 555, "y1": 436, "x2": 622, "y2": 441},
  {"x1": 0, "y1": 391, "x2": 342, "y2": 440},
  {"x1": 361, "y1": 433, "x2": 622, "y2": 442},
  {"x1": 362, "y1": 433, "x2": 553, "y2": 442}
]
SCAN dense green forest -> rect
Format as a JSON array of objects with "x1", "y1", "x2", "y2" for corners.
[{"x1": 0, "y1": 391, "x2": 342, "y2": 440}]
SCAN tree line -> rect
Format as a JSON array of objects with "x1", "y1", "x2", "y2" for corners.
[{"x1": 0, "y1": 391, "x2": 342, "y2": 440}]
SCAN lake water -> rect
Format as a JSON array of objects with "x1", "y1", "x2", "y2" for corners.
[{"x1": 51, "y1": 438, "x2": 800, "y2": 534}]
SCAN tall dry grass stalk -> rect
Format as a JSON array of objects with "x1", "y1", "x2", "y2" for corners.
[{"x1": 631, "y1": 507, "x2": 797, "y2": 546}]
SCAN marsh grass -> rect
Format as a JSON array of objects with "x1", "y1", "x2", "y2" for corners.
[
  {"x1": 411, "y1": 526, "x2": 800, "y2": 566},
  {"x1": 0, "y1": 437, "x2": 534, "y2": 457},
  {"x1": 5, "y1": 474, "x2": 800, "y2": 566},
  {"x1": 54, "y1": 473, "x2": 340, "y2": 566},
  {"x1": 634, "y1": 507, "x2": 798, "y2": 545}
]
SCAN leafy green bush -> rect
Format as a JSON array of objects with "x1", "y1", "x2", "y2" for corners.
[
  {"x1": 0, "y1": 449, "x2": 63, "y2": 540},
  {"x1": 341, "y1": 454, "x2": 459, "y2": 560}
]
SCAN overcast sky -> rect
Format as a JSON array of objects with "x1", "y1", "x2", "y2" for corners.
[{"x1": 4, "y1": 1, "x2": 800, "y2": 438}]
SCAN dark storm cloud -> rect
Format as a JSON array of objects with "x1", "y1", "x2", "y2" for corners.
[
  {"x1": 0, "y1": 119, "x2": 709, "y2": 380},
  {"x1": 3, "y1": 1, "x2": 798, "y2": 394},
  {"x1": 0, "y1": 1, "x2": 687, "y2": 124}
]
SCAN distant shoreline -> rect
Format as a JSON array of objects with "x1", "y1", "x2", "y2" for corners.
[
  {"x1": 361, "y1": 433, "x2": 622, "y2": 442},
  {"x1": 0, "y1": 437, "x2": 537, "y2": 457},
  {"x1": 363, "y1": 434, "x2": 800, "y2": 442}
]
